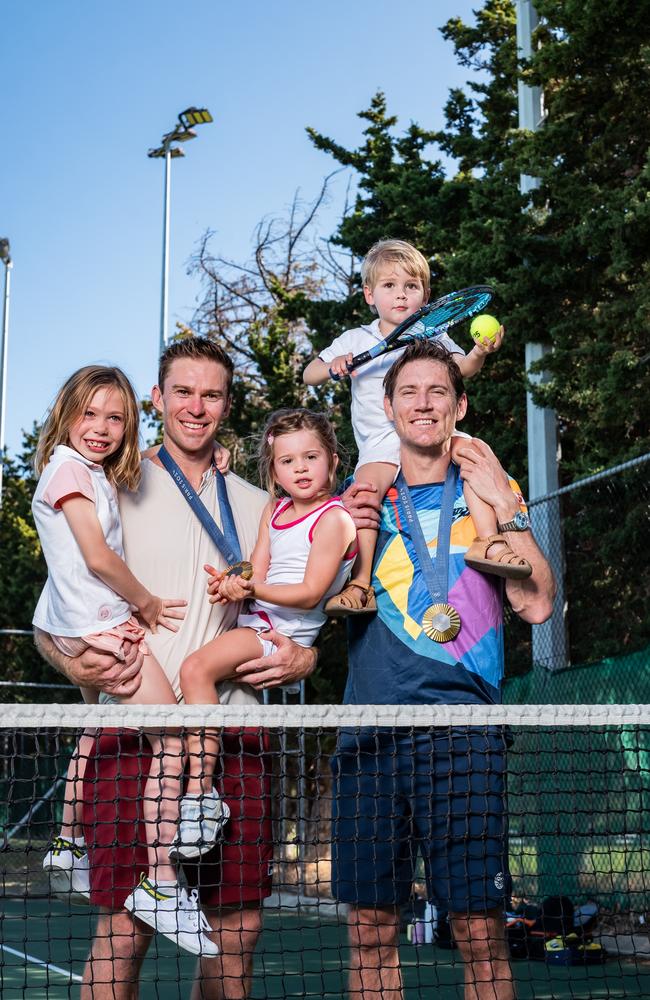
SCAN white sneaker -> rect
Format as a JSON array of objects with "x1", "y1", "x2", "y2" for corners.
[
  {"x1": 124, "y1": 876, "x2": 219, "y2": 956},
  {"x1": 43, "y1": 837, "x2": 90, "y2": 903},
  {"x1": 169, "y1": 790, "x2": 231, "y2": 861}
]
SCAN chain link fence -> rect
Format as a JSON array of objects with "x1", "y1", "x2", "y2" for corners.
[
  {"x1": 504, "y1": 452, "x2": 650, "y2": 695},
  {"x1": 2, "y1": 453, "x2": 649, "y2": 703},
  {"x1": 2, "y1": 457, "x2": 650, "y2": 925}
]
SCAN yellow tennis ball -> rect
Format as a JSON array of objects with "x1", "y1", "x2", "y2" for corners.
[{"x1": 470, "y1": 314, "x2": 500, "y2": 344}]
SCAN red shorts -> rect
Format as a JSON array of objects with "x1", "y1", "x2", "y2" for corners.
[{"x1": 82, "y1": 728, "x2": 273, "y2": 910}]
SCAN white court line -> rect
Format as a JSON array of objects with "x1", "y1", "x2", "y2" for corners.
[{"x1": 0, "y1": 943, "x2": 83, "y2": 983}]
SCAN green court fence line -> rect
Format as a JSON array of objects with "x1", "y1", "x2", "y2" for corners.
[
  {"x1": 504, "y1": 646, "x2": 650, "y2": 705},
  {"x1": 504, "y1": 646, "x2": 650, "y2": 910}
]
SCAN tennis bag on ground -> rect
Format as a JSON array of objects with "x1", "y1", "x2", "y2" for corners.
[{"x1": 506, "y1": 896, "x2": 606, "y2": 964}]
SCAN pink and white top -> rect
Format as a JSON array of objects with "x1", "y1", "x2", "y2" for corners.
[
  {"x1": 32, "y1": 445, "x2": 132, "y2": 636},
  {"x1": 238, "y1": 496, "x2": 357, "y2": 647}
]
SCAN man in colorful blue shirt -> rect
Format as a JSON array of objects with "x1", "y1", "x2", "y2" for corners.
[{"x1": 331, "y1": 341, "x2": 555, "y2": 1000}]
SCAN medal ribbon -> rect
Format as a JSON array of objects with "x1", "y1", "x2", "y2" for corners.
[
  {"x1": 395, "y1": 462, "x2": 458, "y2": 607},
  {"x1": 157, "y1": 445, "x2": 243, "y2": 565}
]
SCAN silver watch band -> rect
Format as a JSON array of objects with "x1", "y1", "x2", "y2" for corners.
[{"x1": 497, "y1": 512, "x2": 530, "y2": 533}]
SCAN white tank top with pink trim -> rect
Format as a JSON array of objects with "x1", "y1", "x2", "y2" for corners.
[{"x1": 238, "y1": 496, "x2": 357, "y2": 647}]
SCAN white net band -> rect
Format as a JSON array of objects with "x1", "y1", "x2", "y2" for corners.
[{"x1": 3, "y1": 701, "x2": 650, "y2": 728}]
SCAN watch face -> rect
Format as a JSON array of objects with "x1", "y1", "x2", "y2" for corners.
[{"x1": 514, "y1": 511, "x2": 530, "y2": 530}]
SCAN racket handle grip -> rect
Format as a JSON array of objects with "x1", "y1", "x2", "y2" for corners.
[{"x1": 329, "y1": 362, "x2": 354, "y2": 381}]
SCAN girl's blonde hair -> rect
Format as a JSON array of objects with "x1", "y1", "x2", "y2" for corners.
[
  {"x1": 361, "y1": 238, "x2": 431, "y2": 297},
  {"x1": 258, "y1": 409, "x2": 339, "y2": 497},
  {"x1": 35, "y1": 366, "x2": 142, "y2": 490}
]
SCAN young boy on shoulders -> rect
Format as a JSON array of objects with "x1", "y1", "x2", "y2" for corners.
[{"x1": 304, "y1": 238, "x2": 530, "y2": 615}]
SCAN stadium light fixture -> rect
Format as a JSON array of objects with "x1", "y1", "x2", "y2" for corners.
[
  {"x1": 178, "y1": 107, "x2": 213, "y2": 129},
  {"x1": 148, "y1": 108, "x2": 213, "y2": 355}
]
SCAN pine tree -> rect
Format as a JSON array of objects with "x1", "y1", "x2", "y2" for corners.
[
  {"x1": 302, "y1": 0, "x2": 649, "y2": 675},
  {"x1": 304, "y1": 0, "x2": 650, "y2": 481}
]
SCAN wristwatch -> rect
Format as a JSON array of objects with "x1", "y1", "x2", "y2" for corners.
[{"x1": 497, "y1": 511, "x2": 531, "y2": 533}]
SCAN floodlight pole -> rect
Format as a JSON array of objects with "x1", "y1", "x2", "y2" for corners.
[
  {"x1": 160, "y1": 142, "x2": 172, "y2": 358},
  {"x1": 516, "y1": 1, "x2": 568, "y2": 670},
  {"x1": 0, "y1": 239, "x2": 12, "y2": 508},
  {"x1": 149, "y1": 109, "x2": 212, "y2": 357}
]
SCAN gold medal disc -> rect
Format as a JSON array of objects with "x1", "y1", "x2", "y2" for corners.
[
  {"x1": 422, "y1": 603, "x2": 461, "y2": 643},
  {"x1": 225, "y1": 560, "x2": 254, "y2": 579}
]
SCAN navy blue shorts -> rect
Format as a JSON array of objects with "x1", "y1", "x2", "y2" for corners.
[{"x1": 331, "y1": 728, "x2": 510, "y2": 912}]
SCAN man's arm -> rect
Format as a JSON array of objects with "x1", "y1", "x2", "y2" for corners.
[
  {"x1": 502, "y1": 533, "x2": 555, "y2": 624},
  {"x1": 453, "y1": 439, "x2": 556, "y2": 624},
  {"x1": 34, "y1": 627, "x2": 144, "y2": 698},
  {"x1": 234, "y1": 631, "x2": 318, "y2": 691}
]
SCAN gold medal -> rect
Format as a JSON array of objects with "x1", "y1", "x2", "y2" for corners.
[
  {"x1": 422, "y1": 603, "x2": 461, "y2": 643},
  {"x1": 224, "y1": 560, "x2": 254, "y2": 579}
]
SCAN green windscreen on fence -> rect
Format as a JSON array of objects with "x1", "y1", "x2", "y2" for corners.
[
  {"x1": 504, "y1": 646, "x2": 650, "y2": 705},
  {"x1": 504, "y1": 646, "x2": 650, "y2": 908}
]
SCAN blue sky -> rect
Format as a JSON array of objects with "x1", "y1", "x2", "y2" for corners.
[{"x1": 1, "y1": 0, "x2": 483, "y2": 457}]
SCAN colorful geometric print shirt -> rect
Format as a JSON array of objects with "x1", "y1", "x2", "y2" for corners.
[{"x1": 345, "y1": 470, "x2": 526, "y2": 707}]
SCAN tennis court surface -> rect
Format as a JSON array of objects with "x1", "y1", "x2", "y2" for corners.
[{"x1": 3, "y1": 898, "x2": 650, "y2": 999}]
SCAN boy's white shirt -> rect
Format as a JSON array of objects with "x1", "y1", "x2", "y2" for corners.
[{"x1": 319, "y1": 319, "x2": 465, "y2": 469}]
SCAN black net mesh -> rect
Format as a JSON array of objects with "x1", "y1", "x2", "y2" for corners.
[{"x1": 2, "y1": 703, "x2": 650, "y2": 998}]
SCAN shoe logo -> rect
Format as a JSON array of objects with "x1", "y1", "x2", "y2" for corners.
[
  {"x1": 50, "y1": 836, "x2": 85, "y2": 859},
  {"x1": 138, "y1": 874, "x2": 173, "y2": 902}
]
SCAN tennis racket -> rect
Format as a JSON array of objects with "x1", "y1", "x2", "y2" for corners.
[{"x1": 329, "y1": 285, "x2": 493, "y2": 380}]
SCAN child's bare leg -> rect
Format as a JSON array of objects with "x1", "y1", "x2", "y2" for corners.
[
  {"x1": 43, "y1": 728, "x2": 95, "y2": 897},
  {"x1": 44, "y1": 676, "x2": 97, "y2": 896},
  {"x1": 120, "y1": 651, "x2": 182, "y2": 885},
  {"x1": 353, "y1": 462, "x2": 397, "y2": 590},
  {"x1": 59, "y1": 730, "x2": 95, "y2": 840},
  {"x1": 180, "y1": 628, "x2": 265, "y2": 797},
  {"x1": 326, "y1": 461, "x2": 397, "y2": 616},
  {"x1": 142, "y1": 731, "x2": 184, "y2": 884},
  {"x1": 451, "y1": 435, "x2": 532, "y2": 580},
  {"x1": 57, "y1": 684, "x2": 97, "y2": 841},
  {"x1": 168, "y1": 629, "x2": 263, "y2": 861}
]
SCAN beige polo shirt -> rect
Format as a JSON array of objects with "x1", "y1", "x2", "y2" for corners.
[{"x1": 119, "y1": 458, "x2": 268, "y2": 703}]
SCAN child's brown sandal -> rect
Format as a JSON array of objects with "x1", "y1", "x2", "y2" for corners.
[
  {"x1": 464, "y1": 535, "x2": 532, "y2": 580},
  {"x1": 325, "y1": 580, "x2": 377, "y2": 617}
]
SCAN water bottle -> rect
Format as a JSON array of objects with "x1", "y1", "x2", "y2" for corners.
[{"x1": 424, "y1": 902, "x2": 438, "y2": 944}]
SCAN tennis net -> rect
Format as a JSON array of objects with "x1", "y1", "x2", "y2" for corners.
[{"x1": 2, "y1": 702, "x2": 650, "y2": 999}]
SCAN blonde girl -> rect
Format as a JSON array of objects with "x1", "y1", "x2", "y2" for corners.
[
  {"x1": 33, "y1": 365, "x2": 215, "y2": 957},
  {"x1": 171, "y1": 409, "x2": 357, "y2": 860}
]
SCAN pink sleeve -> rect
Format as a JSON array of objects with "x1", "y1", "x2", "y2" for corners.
[{"x1": 42, "y1": 461, "x2": 95, "y2": 510}]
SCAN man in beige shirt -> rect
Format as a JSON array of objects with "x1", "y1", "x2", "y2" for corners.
[{"x1": 35, "y1": 337, "x2": 362, "y2": 999}]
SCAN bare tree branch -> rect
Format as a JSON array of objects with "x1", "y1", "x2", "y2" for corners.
[{"x1": 187, "y1": 176, "x2": 357, "y2": 423}]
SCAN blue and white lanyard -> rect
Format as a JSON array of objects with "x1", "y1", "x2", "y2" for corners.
[
  {"x1": 157, "y1": 445, "x2": 242, "y2": 566},
  {"x1": 395, "y1": 463, "x2": 458, "y2": 605}
]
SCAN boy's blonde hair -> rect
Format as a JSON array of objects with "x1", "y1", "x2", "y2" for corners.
[
  {"x1": 361, "y1": 239, "x2": 431, "y2": 297},
  {"x1": 258, "y1": 408, "x2": 339, "y2": 497},
  {"x1": 35, "y1": 365, "x2": 142, "y2": 491}
]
